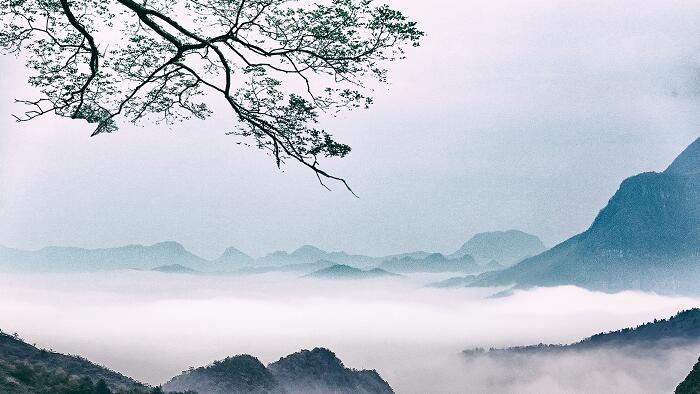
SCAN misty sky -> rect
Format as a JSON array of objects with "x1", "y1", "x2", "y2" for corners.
[{"x1": 1, "y1": 0, "x2": 700, "y2": 258}]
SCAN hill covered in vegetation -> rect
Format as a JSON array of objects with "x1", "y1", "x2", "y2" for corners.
[
  {"x1": 677, "y1": 357, "x2": 700, "y2": 394},
  {"x1": 164, "y1": 348, "x2": 394, "y2": 394},
  {"x1": 0, "y1": 330, "x2": 393, "y2": 394},
  {"x1": 0, "y1": 330, "x2": 152, "y2": 393},
  {"x1": 465, "y1": 308, "x2": 700, "y2": 356}
]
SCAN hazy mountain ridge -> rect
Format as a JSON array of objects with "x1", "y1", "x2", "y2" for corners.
[
  {"x1": 163, "y1": 348, "x2": 394, "y2": 394},
  {"x1": 449, "y1": 230, "x2": 546, "y2": 266},
  {"x1": 467, "y1": 137, "x2": 700, "y2": 294},
  {"x1": 303, "y1": 264, "x2": 399, "y2": 280},
  {"x1": 152, "y1": 264, "x2": 198, "y2": 274},
  {"x1": 380, "y1": 253, "x2": 486, "y2": 274},
  {"x1": 464, "y1": 308, "x2": 700, "y2": 356},
  {"x1": 464, "y1": 309, "x2": 700, "y2": 394},
  {"x1": 257, "y1": 245, "x2": 377, "y2": 268},
  {"x1": 427, "y1": 275, "x2": 479, "y2": 288},
  {"x1": 0, "y1": 230, "x2": 542, "y2": 274},
  {"x1": 232, "y1": 260, "x2": 336, "y2": 275},
  {"x1": 214, "y1": 247, "x2": 254, "y2": 267},
  {"x1": 0, "y1": 242, "x2": 213, "y2": 273}
]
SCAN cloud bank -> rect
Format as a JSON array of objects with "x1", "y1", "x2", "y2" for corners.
[{"x1": 0, "y1": 272, "x2": 698, "y2": 393}]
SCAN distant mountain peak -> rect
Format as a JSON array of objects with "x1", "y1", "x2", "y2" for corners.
[
  {"x1": 291, "y1": 245, "x2": 327, "y2": 257},
  {"x1": 207, "y1": 354, "x2": 267, "y2": 372},
  {"x1": 164, "y1": 346, "x2": 394, "y2": 394},
  {"x1": 322, "y1": 264, "x2": 356, "y2": 272},
  {"x1": 151, "y1": 241, "x2": 187, "y2": 253},
  {"x1": 295, "y1": 245, "x2": 325, "y2": 252},
  {"x1": 451, "y1": 230, "x2": 546, "y2": 266},
  {"x1": 218, "y1": 246, "x2": 252, "y2": 261},
  {"x1": 424, "y1": 253, "x2": 448, "y2": 262},
  {"x1": 222, "y1": 246, "x2": 244, "y2": 255},
  {"x1": 271, "y1": 347, "x2": 344, "y2": 371},
  {"x1": 267, "y1": 347, "x2": 393, "y2": 394},
  {"x1": 666, "y1": 137, "x2": 700, "y2": 177},
  {"x1": 305, "y1": 264, "x2": 399, "y2": 280}
]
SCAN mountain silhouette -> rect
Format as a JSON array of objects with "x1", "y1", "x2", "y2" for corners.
[
  {"x1": 0, "y1": 242, "x2": 213, "y2": 272},
  {"x1": 0, "y1": 330, "x2": 146, "y2": 393},
  {"x1": 304, "y1": 264, "x2": 399, "y2": 280},
  {"x1": 468, "y1": 137, "x2": 700, "y2": 294},
  {"x1": 164, "y1": 347, "x2": 394, "y2": 394},
  {"x1": 214, "y1": 247, "x2": 254, "y2": 267},
  {"x1": 449, "y1": 230, "x2": 546, "y2": 266},
  {"x1": 379, "y1": 253, "x2": 485, "y2": 273},
  {"x1": 464, "y1": 308, "x2": 700, "y2": 356},
  {"x1": 268, "y1": 348, "x2": 394, "y2": 394},
  {"x1": 0, "y1": 230, "x2": 544, "y2": 274},
  {"x1": 164, "y1": 355, "x2": 281, "y2": 394},
  {"x1": 677, "y1": 356, "x2": 700, "y2": 394},
  {"x1": 0, "y1": 330, "x2": 393, "y2": 394}
]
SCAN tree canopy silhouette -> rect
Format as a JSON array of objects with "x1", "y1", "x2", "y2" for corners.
[{"x1": 0, "y1": 0, "x2": 422, "y2": 192}]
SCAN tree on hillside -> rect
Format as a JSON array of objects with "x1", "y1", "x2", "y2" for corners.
[
  {"x1": 677, "y1": 357, "x2": 700, "y2": 394},
  {"x1": 94, "y1": 380, "x2": 112, "y2": 394},
  {"x1": 0, "y1": 0, "x2": 422, "y2": 192}
]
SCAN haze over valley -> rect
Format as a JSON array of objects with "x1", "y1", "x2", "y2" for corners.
[
  {"x1": 3, "y1": 0, "x2": 700, "y2": 392},
  {"x1": 2, "y1": 137, "x2": 700, "y2": 393},
  {"x1": 2, "y1": 270, "x2": 700, "y2": 393}
]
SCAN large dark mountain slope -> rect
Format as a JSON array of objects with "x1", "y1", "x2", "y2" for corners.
[
  {"x1": 469, "y1": 137, "x2": 700, "y2": 294},
  {"x1": 0, "y1": 331, "x2": 147, "y2": 393}
]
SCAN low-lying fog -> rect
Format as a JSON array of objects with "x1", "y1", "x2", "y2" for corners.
[{"x1": 0, "y1": 271, "x2": 698, "y2": 393}]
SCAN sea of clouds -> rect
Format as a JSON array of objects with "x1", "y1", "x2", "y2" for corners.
[{"x1": 0, "y1": 271, "x2": 698, "y2": 393}]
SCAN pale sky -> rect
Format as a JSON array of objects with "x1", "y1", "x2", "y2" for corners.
[{"x1": 1, "y1": 0, "x2": 700, "y2": 259}]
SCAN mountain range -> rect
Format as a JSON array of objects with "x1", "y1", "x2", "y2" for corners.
[
  {"x1": 0, "y1": 231, "x2": 543, "y2": 274},
  {"x1": 379, "y1": 253, "x2": 499, "y2": 274},
  {"x1": 0, "y1": 242, "x2": 215, "y2": 273},
  {"x1": 0, "y1": 331, "x2": 393, "y2": 394},
  {"x1": 461, "y1": 137, "x2": 700, "y2": 294}
]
